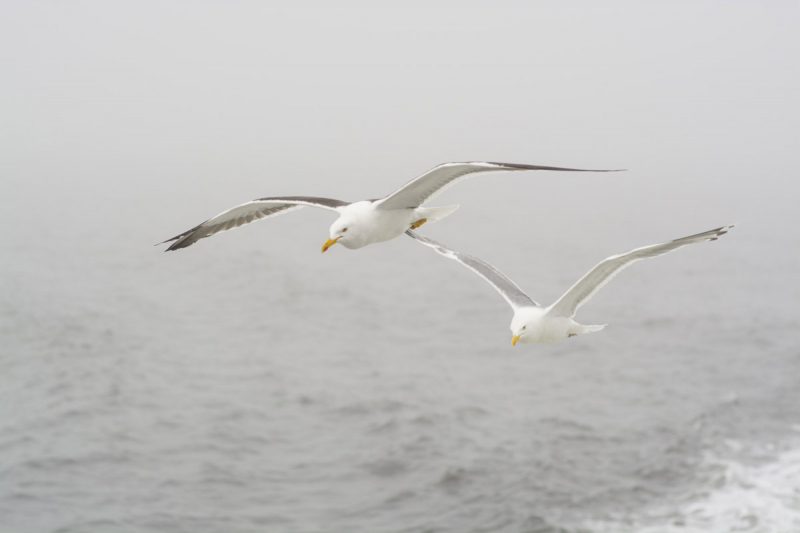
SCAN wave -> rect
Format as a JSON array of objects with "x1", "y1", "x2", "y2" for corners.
[{"x1": 584, "y1": 440, "x2": 800, "y2": 533}]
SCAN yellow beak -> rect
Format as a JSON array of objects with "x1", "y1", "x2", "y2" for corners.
[
  {"x1": 511, "y1": 334, "x2": 520, "y2": 346},
  {"x1": 321, "y1": 236, "x2": 340, "y2": 253}
]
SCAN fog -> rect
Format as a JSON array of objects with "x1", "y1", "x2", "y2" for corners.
[{"x1": 2, "y1": 2, "x2": 799, "y2": 532}]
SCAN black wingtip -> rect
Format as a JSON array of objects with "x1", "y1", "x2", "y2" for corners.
[{"x1": 487, "y1": 162, "x2": 628, "y2": 173}]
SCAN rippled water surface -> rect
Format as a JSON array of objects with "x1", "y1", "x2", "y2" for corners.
[
  {"x1": 2, "y1": 3, "x2": 800, "y2": 530},
  {"x1": 2, "y1": 177, "x2": 799, "y2": 532}
]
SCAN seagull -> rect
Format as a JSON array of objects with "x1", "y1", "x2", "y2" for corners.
[
  {"x1": 158, "y1": 162, "x2": 622, "y2": 252},
  {"x1": 406, "y1": 225, "x2": 733, "y2": 345}
]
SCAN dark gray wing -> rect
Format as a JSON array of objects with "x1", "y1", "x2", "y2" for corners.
[
  {"x1": 546, "y1": 225, "x2": 734, "y2": 318},
  {"x1": 159, "y1": 196, "x2": 349, "y2": 251},
  {"x1": 405, "y1": 230, "x2": 540, "y2": 311},
  {"x1": 375, "y1": 161, "x2": 624, "y2": 210}
]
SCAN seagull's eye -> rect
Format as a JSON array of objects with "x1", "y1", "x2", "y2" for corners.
[
  {"x1": 342, "y1": 228, "x2": 348, "y2": 232},
  {"x1": 522, "y1": 326, "x2": 527, "y2": 330}
]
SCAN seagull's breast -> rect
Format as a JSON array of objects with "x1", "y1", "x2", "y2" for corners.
[
  {"x1": 513, "y1": 308, "x2": 573, "y2": 344},
  {"x1": 534, "y1": 317, "x2": 574, "y2": 343},
  {"x1": 338, "y1": 202, "x2": 415, "y2": 249}
]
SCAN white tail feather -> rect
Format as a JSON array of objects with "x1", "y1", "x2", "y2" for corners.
[{"x1": 415, "y1": 204, "x2": 460, "y2": 223}]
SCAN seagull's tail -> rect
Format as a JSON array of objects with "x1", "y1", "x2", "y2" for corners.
[
  {"x1": 572, "y1": 324, "x2": 607, "y2": 336},
  {"x1": 584, "y1": 324, "x2": 607, "y2": 333},
  {"x1": 415, "y1": 204, "x2": 460, "y2": 224}
]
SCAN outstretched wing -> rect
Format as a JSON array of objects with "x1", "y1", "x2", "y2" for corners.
[
  {"x1": 546, "y1": 225, "x2": 734, "y2": 318},
  {"x1": 375, "y1": 162, "x2": 624, "y2": 210},
  {"x1": 159, "y1": 196, "x2": 349, "y2": 251},
  {"x1": 405, "y1": 230, "x2": 540, "y2": 311}
]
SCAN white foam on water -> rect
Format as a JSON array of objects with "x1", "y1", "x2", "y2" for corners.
[{"x1": 586, "y1": 441, "x2": 800, "y2": 533}]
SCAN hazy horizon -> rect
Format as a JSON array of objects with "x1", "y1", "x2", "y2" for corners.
[{"x1": 2, "y1": 2, "x2": 799, "y2": 532}]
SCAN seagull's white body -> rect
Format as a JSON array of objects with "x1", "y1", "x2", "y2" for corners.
[
  {"x1": 407, "y1": 225, "x2": 733, "y2": 345},
  {"x1": 510, "y1": 308, "x2": 576, "y2": 344},
  {"x1": 331, "y1": 201, "x2": 458, "y2": 250},
  {"x1": 159, "y1": 161, "x2": 621, "y2": 252},
  {"x1": 509, "y1": 307, "x2": 606, "y2": 344},
  {"x1": 335, "y1": 201, "x2": 411, "y2": 249}
]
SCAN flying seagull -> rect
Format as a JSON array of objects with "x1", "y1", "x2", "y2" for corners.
[
  {"x1": 406, "y1": 225, "x2": 733, "y2": 345},
  {"x1": 158, "y1": 162, "x2": 622, "y2": 252}
]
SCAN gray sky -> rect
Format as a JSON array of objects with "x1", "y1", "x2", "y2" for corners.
[
  {"x1": 3, "y1": 6, "x2": 800, "y2": 531},
  {"x1": 2, "y1": 1, "x2": 798, "y2": 259}
]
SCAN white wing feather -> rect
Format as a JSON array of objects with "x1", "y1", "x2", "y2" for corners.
[
  {"x1": 546, "y1": 225, "x2": 734, "y2": 318},
  {"x1": 159, "y1": 196, "x2": 348, "y2": 251},
  {"x1": 376, "y1": 161, "x2": 623, "y2": 210},
  {"x1": 406, "y1": 230, "x2": 539, "y2": 311}
]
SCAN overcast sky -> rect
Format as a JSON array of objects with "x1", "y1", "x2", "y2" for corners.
[{"x1": 2, "y1": 1, "x2": 798, "y2": 259}]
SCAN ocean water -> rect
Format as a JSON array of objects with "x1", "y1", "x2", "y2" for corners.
[{"x1": 2, "y1": 177, "x2": 799, "y2": 533}]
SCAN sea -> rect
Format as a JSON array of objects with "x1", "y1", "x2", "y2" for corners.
[{"x1": 2, "y1": 174, "x2": 798, "y2": 533}]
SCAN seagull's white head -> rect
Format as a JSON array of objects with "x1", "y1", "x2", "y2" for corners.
[
  {"x1": 510, "y1": 308, "x2": 544, "y2": 345},
  {"x1": 510, "y1": 321, "x2": 529, "y2": 346},
  {"x1": 322, "y1": 217, "x2": 359, "y2": 253}
]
